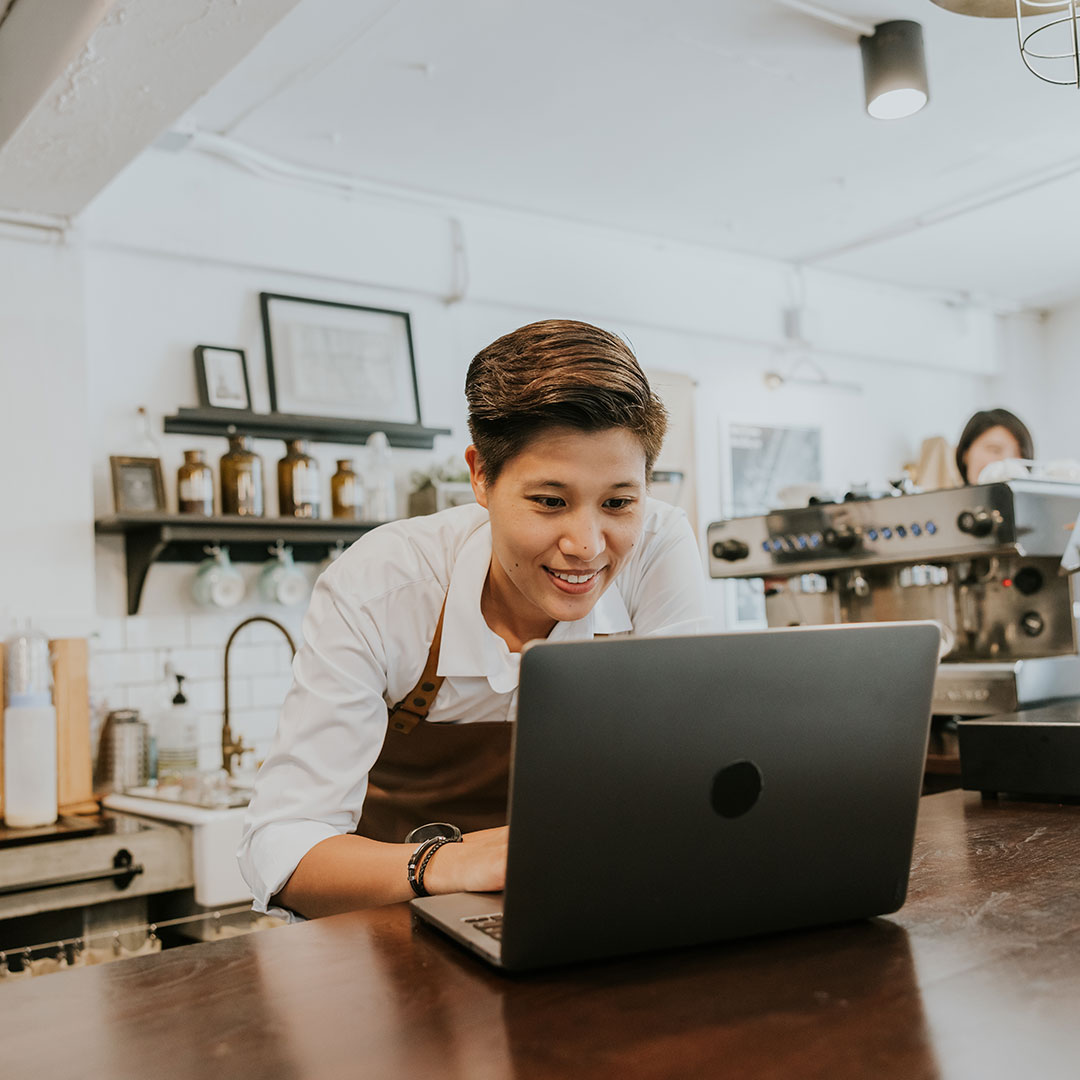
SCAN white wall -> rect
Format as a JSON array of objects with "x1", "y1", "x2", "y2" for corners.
[
  {"x1": 1041, "y1": 299, "x2": 1080, "y2": 462},
  {"x1": 0, "y1": 229, "x2": 94, "y2": 632}
]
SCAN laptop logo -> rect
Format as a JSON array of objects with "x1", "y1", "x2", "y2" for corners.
[{"x1": 710, "y1": 760, "x2": 763, "y2": 818}]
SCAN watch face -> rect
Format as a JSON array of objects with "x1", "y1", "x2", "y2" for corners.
[{"x1": 405, "y1": 822, "x2": 462, "y2": 844}]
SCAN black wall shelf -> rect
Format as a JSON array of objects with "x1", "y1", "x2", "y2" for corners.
[
  {"x1": 95, "y1": 514, "x2": 383, "y2": 615},
  {"x1": 163, "y1": 408, "x2": 451, "y2": 450}
]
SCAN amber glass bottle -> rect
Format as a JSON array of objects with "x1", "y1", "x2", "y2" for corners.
[
  {"x1": 278, "y1": 439, "x2": 320, "y2": 518},
  {"x1": 177, "y1": 450, "x2": 214, "y2": 515},
  {"x1": 220, "y1": 434, "x2": 264, "y2": 517},
  {"x1": 331, "y1": 459, "x2": 363, "y2": 520}
]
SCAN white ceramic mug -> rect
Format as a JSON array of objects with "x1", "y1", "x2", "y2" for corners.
[
  {"x1": 257, "y1": 541, "x2": 308, "y2": 606},
  {"x1": 191, "y1": 545, "x2": 245, "y2": 608}
]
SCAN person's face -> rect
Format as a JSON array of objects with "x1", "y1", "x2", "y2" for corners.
[
  {"x1": 466, "y1": 426, "x2": 647, "y2": 636},
  {"x1": 964, "y1": 425, "x2": 1023, "y2": 484}
]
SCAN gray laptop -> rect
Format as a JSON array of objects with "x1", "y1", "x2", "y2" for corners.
[{"x1": 411, "y1": 622, "x2": 941, "y2": 971}]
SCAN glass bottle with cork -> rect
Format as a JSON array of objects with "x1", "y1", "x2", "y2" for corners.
[
  {"x1": 278, "y1": 439, "x2": 320, "y2": 518},
  {"x1": 331, "y1": 458, "x2": 364, "y2": 520},
  {"x1": 220, "y1": 432, "x2": 264, "y2": 517}
]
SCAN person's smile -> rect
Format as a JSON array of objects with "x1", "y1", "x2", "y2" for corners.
[{"x1": 543, "y1": 563, "x2": 607, "y2": 594}]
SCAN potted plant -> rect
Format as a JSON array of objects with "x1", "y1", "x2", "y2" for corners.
[{"x1": 408, "y1": 460, "x2": 474, "y2": 517}]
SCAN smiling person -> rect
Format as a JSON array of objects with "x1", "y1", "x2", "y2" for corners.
[{"x1": 238, "y1": 320, "x2": 708, "y2": 919}]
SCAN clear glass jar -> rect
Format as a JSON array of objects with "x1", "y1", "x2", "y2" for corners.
[
  {"x1": 331, "y1": 458, "x2": 363, "y2": 520},
  {"x1": 177, "y1": 450, "x2": 213, "y2": 515},
  {"x1": 220, "y1": 434, "x2": 264, "y2": 517},
  {"x1": 365, "y1": 431, "x2": 396, "y2": 521},
  {"x1": 278, "y1": 439, "x2": 320, "y2": 518}
]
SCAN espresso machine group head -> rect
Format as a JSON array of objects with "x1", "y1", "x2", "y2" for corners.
[{"x1": 707, "y1": 480, "x2": 1080, "y2": 717}]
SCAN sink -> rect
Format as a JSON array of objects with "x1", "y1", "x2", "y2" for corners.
[
  {"x1": 101, "y1": 790, "x2": 251, "y2": 907},
  {"x1": 121, "y1": 783, "x2": 252, "y2": 811}
]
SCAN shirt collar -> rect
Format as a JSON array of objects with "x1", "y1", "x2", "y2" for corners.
[{"x1": 438, "y1": 520, "x2": 633, "y2": 690}]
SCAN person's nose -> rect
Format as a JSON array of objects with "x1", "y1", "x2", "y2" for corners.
[{"x1": 558, "y1": 510, "x2": 606, "y2": 563}]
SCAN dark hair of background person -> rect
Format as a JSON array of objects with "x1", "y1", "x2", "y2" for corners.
[
  {"x1": 955, "y1": 408, "x2": 1035, "y2": 483},
  {"x1": 465, "y1": 319, "x2": 667, "y2": 484}
]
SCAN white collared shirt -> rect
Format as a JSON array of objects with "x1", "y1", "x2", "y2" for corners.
[{"x1": 238, "y1": 499, "x2": 708, "y2": 914}]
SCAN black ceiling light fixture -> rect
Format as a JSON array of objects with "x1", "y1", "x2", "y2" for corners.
[
  {"x1": 774, "y1": 2, "x2": 930, "y2": 119},
  {"x1": 859, "y1": 20, "x2": 930, "y2": 119}
]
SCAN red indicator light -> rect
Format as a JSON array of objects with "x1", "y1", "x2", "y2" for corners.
[{"x1": 1002, "y1": 578, "x2": 1013, "y2": 588}]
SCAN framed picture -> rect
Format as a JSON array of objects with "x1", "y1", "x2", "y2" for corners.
[
  {"x1": 194, "y1": 346, "x2": 252, "y2": 411},
  {"x1": 110, "y1": 456, "x2": 166, "y2": 514},
  {"x1": 260, "y1": 293, "x2": 421, "y2": 424}
]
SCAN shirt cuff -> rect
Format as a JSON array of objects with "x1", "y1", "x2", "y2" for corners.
[{"x1": 238, "y1": 819, "x2": 342, "y2": 919}]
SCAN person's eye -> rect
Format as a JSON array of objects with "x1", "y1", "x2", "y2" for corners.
[
  {"x1": 604, "y1": 497, "x2": 636, "y2": 510},
  {"x1": 530, "y1": 496, "x2": 565, "y2": 509}
]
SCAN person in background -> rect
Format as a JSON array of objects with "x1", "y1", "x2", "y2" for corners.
[
  {"x1": 238, "y1": 320, "x2": 708, "y2": 920},
  {"x1": 955, "y1": 408, "x2": 1034, "y2": 486}
]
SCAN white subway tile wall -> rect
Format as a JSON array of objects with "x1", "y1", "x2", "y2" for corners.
[{"x1": 89, "y1": 611, "x2": 306, "y2": 768}]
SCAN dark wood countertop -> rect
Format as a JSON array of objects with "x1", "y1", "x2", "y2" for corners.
[{"x1": 5, "y1": 790, "x2": 1080, "y2": 1079}]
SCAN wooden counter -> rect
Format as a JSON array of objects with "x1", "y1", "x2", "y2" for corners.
[{"x1": 4, "y1": 790, "x2": 1080, "y2": 1079}]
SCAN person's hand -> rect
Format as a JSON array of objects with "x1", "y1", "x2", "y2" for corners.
[{"x1": 421, "y1": 826, "x2": 508, "y2": 895}]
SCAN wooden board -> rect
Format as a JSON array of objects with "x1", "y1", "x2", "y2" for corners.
[
  {"x1": 0, "y1": 642, "x2": 5, "y2": 816},
  {"x1": 53, "y1": 638, "x2": 93, "y2": 811}
]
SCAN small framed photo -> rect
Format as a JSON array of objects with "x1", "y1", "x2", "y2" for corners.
[
  {"x1": 110, "y1": 456, "x2": 166, "y2": 514},
  {"x1": 260, "y1": 293, "x2": 421, "y2": 423},
  {"x1": 194, "y1": 346, "x2": 252, "y2": 411}
]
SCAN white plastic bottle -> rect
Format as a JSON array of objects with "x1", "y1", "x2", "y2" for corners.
[
  {"x1": 156, "y1": 674, "x2": 199, "y2": 782},
  {"x1": 3, "y1": 623, "x2": 58, "y2": 828}
]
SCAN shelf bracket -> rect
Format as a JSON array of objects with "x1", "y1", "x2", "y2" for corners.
[{"x1": 124, "y1": 527, "x2": 170, "y2": 616}]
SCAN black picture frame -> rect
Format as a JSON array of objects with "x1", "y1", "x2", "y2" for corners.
[
  {"x1": 110, "y1": 456, "x2": 167, "y2": 514},
  {"x1": 194, "y1": 345, "x2": 252, "y2": 411},
  {"x1": 259, "y1": 292, "x2": 421, "y2": 425}
]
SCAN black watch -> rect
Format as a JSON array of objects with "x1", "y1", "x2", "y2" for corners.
[{"x1": 405, "y1": 822, "x2": 462, "y2": 844}]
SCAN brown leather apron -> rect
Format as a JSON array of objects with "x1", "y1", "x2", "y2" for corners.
[{"x1": 355, "y1": 600, "x2": 514, "y2": 843}]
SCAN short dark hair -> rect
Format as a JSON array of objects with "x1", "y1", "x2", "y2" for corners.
[
  {"x1": 465, "y1": 319, "x2": 667, "y2": 484},
  {"x1": 955, "y1": 408, "x2": 1034, "y2": 483}
]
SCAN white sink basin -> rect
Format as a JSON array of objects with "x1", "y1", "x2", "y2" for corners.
[{"x1": 102, "y1": 791, "x2": 250, "y2": 907}]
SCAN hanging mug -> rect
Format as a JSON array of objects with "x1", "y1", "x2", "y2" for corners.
[
  {"x1": 257, "y1": 541, "x2": 308, "y2": 606},
  {"x1": 319, "y1": 539, "x2": 348, "y2": 575},
  {"x1": 191, "y1": 545, "x2": 245, "y2": 608}
]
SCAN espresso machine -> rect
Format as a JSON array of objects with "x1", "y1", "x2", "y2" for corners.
[{"x1": 707, "y1": 480, "x2": 1080, "y2": 793}]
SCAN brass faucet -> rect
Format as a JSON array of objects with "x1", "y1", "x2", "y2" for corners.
[{"x1": 222, "y1": 615, "x2": 298, "y2": 776}]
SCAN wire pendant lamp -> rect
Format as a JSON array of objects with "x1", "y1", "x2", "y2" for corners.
[
  {"x1": 931, "y1": 0, "x2": 1080, "y2": 88},
  {"x1": 1015, "y1": 1, "x2": 1080, "y2": 86}
]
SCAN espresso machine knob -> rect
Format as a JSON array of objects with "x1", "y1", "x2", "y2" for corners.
[
  {"x1": 1013, "y1": 567, "x2": 1043, "y2": 596},
  {"x1": 712, "y1": 539, "x2": 750, "y2": 562},
  {"x1": 1020, "y1": 611, "x2": 1045, "y2": 637},
  {"x1": 823, "y1": 526, "x2": 857, "y2": 551},
  {"x1": 957, "y1": 509, "x2": 994, "y2": 538}
]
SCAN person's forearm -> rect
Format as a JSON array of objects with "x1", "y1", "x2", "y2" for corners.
[
  {"x1": 273, "y1": 834, "x2": 415, "y2": 918},
  {"x1": 273, "y1": 825, "x2": 510, "y2": 919}
]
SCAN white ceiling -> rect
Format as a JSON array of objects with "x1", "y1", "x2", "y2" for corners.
[{"x1": 15, "y1": 0, "x2": 1080, "y2": 310}]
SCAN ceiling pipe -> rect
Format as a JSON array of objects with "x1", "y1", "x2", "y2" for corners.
[{"x1": 773, "y1": 0, "x2": 875, "y2": 37}]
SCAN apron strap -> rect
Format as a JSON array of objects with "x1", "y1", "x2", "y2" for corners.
[{"x1": 387, "y1": 599, "x2": 447, "y2": 734}]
